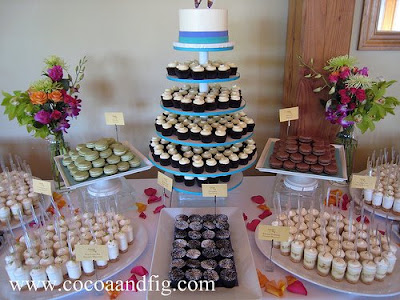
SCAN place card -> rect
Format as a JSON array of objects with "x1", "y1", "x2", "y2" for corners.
[
  {"x1": 350, "y1": 175, "x2": 377, "y2": 189},
  {"x1": 202, "y1": 184, "x2": 228, "y2": 197},
  {"x1": 75, "y1": 245, "x2": 109, "y2": 261},
  {"x1": 157, "y1": 171, "x2": 173, "y2": 192},
  {"x1": 279, "y1": 107, "x2": 299, "y2": 122},
  {"x1": 105, "y1": 112, "x2": 125, "y2": 125},
  {"x1": 32, "y1": 179, "x2": 52, "y2": 196},
  {"x1": 258, "y1": 225, "x2": 290, "y2": 242}
]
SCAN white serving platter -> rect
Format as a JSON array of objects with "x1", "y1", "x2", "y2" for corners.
[
  {"x1": 54, "y1": 142, "x2": 152, "y2": 190},
  {"x1": 255, "y1": 218, "x2": 400, "y2": 298},
  {"x1": 148, "y1": 207, "x2": 262, "y2": 300},
  {"x1": 0, "y1": 222, "x2": 148, "y2": 300},
  {"x1": 256, "y1": 138, "x2": 347, "y2": 182}
]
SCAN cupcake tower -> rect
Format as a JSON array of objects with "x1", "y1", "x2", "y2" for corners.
[{"x1": 149, "y1": 6, "x2": 257, "y2": 195}]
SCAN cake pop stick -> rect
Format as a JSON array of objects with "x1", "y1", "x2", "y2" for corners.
[
  {"x1": 367, "y1": 230, "x2": 372, "y2": 256},
  {"x1": 384, "y1": 148, "x2": 388, "y2": 165},
  {"x1": 37, "y1": 201, "x2": 49, "y2": 222},
  {"x1": 49, "y1": 195, "x2": 61, "y2": 218},
  {"x1": 0, "y1": 155, "x2": 6, "y2": 173},
  {"x1": 354, "y1": 228, "x2": 359, "y2": 253},
  {"x1": 54, "y1": 216, "x2": 62, "y2": 242},
  {"x1": 5, "y1": 217, "x2": 15, "y2": 239},
  {"x1": 64, "y1": 192, "x2": 75, "y2": 217},
  {"x1": 348, "y1": 198, "x2": 354, "y2": 234},
  {"x1": 30, "y1": 203, "x2": 39, "y2": 225},
  {"x1": 277, "y1": 192, "x2": 282, "y2": 220},
  {"x1": 67, "y1": 231, "x2": 74, "y2": 260}
]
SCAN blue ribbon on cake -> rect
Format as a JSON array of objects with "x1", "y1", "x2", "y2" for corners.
[{"x1": 179, "y1": 31, "x2": 229, "y2": 44}]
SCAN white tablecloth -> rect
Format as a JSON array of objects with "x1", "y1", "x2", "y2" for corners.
[{"x1": 2, "y1": 176, "x2": 398, "y2": 299}]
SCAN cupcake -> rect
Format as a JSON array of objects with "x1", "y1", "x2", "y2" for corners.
[
  {"x1": 192, "y1": 160, "x2": 205, "y2": 174},
  {"x1": 160, "y1": 153, "x2": 171, "y2": 166},
  {"x1": 184, "y1": 176, "x2": 195, "y2": 187},
  {"x1": 173, "y1": 175, "x2": 184, "y2": 183},
  {"x1": 245, "y1": 118, "x2": 255, "y2": 132},
  {"x1": 231, "y1": 125, "x2": 243, "y2": 139},
  {"x1": 200, "y1": 128, "x2": 213, "y2": 143},
  {"x1": 215, "y1": 129, "x2": 227, "y2": 143},
  {"x1": 175, "y1": 63, "x2": 190, "y2": 79},
  {"x1": 217, "y1": 95, "x2": 230, "y2": 109},
  {"x1": 179, "y1": 157, "x2": 191, "y2": 172},
  {"x1": 230, "y1": 94, "x2": 241, "y2": 108},
  {"x1": 161, "y1": 122, "x2": 173, "y2": 136},
  {"x1": 191, "y1": 65, "x2": 205, "y2": 80},
  {"x1": 180, "y1": 97, "x2": 193, "y2": 111},
  {"x1": 218, "y1": 64, "x2": 231, "y2": 79},
  {"x1": 238, "y1": 152, "x2": 249, "y2": 165},
  {"x1": 208, "y1": 177, "x2": 219, "y2": 184},
  {"x1": 227, "y1": 62, "x2": 238, "y2": 75},
  {"x1": 190, "y1": 126, "x2": 201, "y2": 140},
  {"x1": 171, "y1": 154, "x2": 182, "y2": 168},
  {"x1": 218, "y1": 157, "x2": 230, "y2": 172},
  {"x1": 193, "y1": 98, "x2": 205, "y2": 112},
  {"x1": 166, "y1": 62, "x2": 177, "y2": 76},
  {"x1": 161, "y1": 93, "x2": 173, "y2": 107},
  {"x1": 205, "y1": 158, "x2": 218, "y2": 173},
  {"x1": 205, "y1": 96, "x2": 217, "y2": 111},
  {"x1": 205, "y1": 64, "x2": 217, "y2": 79},
  {"x1": 155, "y1": 119, "x2": 165, "y2": 132},
  {"x1": 177, "y1": 127, "x2": 189, "y2": 140},
  {"x1": 229, "y1": 154, "x2": 240, "y2": 168},
  {"x1": 153, "y1": 149, "x2": 163, "y2": 162}
]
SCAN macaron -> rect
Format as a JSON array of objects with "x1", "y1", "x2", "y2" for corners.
[
  {"x1": 269, "y1": 156, "x2": 283, "y2": 168},
  {"x1": 62, "y1": 157, "x2": 73, "y2": 167},
  {"x1": 285, "y1": 144, "x2": 298, "y2": 154},
  {"x1": 299, "y1": 144, "x2": 312, "y2": 155},
  {"x1": 318, "y1": 154, "x2": 331, "y2": 166},
  {"x1": 106, "y1": 155, "x2": 121, "y2": 165},
  {"x1": 129, "y1": 158, "x2": 141, "y2": 168},
  {"x1": 94, "y1": 140, "x2": 109, "y2": 151},
  {"x1": 289, "y1": 153, "x2": 303, "y2": 164},
  {"x1": 104, "y1": 165, "x2": 118, "y2": 175},
  {"x1": 89, "y1": 168, "x2": 103, "y2": 178},
  {"x1": 92, "y1": 158, "x2": 106, "y2": 168},
  {"x1": 74, "y1": 171, "x2": 89, "y2": 182},
  {"x1": 75, "y1": 144, "x2": 87, "y2": 151},
  {"x1": 85, "y1": 150, "x2": 99, "y2": 162},
  {"x1": 100, "y1": 148, "x2": 112, "y2": 159},
  {"x1": 310, "y1": 164, "x2": 324, "y2": 174},
  {"x1": 324, "y1": 164, "x2": 338, "y2": 175},
  {"x1": 121, "y1": 151, "x2": 134, "y2": 162},
  {"x1": 304, "y1": 154, "x2": 318, "y2": 165},
  {"x1": 86, "y1": 141, "x2": 96, "y2": 149},
  {"x1": 296, "y1": 162, "x2": 310, "y2": 173},
  {"x1": 298, "y1": 135, "x2": 312, "y2": 143},
  {"x1": 117, "y1": 162, "x2": 130, "y2": 172},
  {"x1": 276, "y1": 151, "x2": 289, "y2": 161},
  {"x1": 78, "y1": 147, "x2": 92, "y2": 157},
  {"x1": 283, "y1": 160, "x2": 295, "y2": 170},
  {"x1": 113, "y1": 145, "x2": 127, "y2": 156},
  {"x1": 76, "y1": 161, "x2": 92, "y2": 171},
  {"x1": 312, "y1": 146, "x2": 325, "y2": 156},
  {"x1": 69, "y1": 151, "x2": 80, "y2": 161}
]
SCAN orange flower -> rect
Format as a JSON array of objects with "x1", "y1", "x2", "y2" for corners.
[
  {"x1": 30, "y1": 91, "x2": 48, "y2": 105},
  {"x1": 48, "y1": 90, "x2": 63, "y2": 102}
]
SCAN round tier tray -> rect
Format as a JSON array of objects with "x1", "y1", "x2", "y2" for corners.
[
  {"x1": 166, "y1": 74, "x2": 240, "y2": 83},
  {"x1": 149, "y1": 152, "x2": 257, "y2": 178},
  {"x1": 155, "y1": 131, "x2": 254, "y2": 148},
  {"x1": 160, "y1": 99, "x2": 246, "y2": 116},
  {"x1": 173, "y1": 42, "x2": 234, "y2": 52}
]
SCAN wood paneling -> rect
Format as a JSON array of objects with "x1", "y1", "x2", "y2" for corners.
[{"x1": 282, "y1": 0, "x2": 356, "y2": 141}]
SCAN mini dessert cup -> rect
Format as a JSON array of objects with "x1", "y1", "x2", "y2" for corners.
[
  {"x1": 317, "y1": 251, "x2": 333, "y2": 277},
  {"x1": 303, "y1": 247, "x2": 318, "y2": 270},
  {"x1": 346, "y1": 259, "x2": 362, "y2": 284},
  {"x1": 331, "y1": 258, "x2": 347, "y2": 282},
  {"x1": 290, "y1": 240, "x2": 304, "y2": 263},
  {"x1": 361, "y1": 260, "x2": 377, "y2": 285}
]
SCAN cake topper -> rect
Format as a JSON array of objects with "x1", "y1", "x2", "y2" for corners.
[{"x1": 194, "y1": 0, "x2": 214, "y2": 8}]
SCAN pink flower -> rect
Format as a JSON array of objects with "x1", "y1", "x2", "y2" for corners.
[
  {"x1": 349, "y1": 102, "x2": 356, "y2": 110},
  {"x1": 349, "y1": 88, "x2": 357, "y2": 95},
  {"x1": 329, "y1": 71, "x2": 339, "y2": 83},
  {"x1": 50, "y1": 110, "x2": 62, "y2": 120},
  {"x1": 34, "y1": 110, "x2": 51, "y2": 124},
  {"x1": 47, "y1": 65, "x2": 63, "y2": 82},
  {"x1": 339, "y1": 67, "x2": 351, "y2": 79},
  {"x1": 355, "y1": 89, "x2": 366, "y2": 101},
  {"x1": 358, "y1": 67, "x2": 369, "y2": 76}
]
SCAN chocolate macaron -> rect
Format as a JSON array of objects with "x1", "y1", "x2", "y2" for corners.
[
  {"x1": 283, "y1": 160, "x2": 296, "y2": 171},
  {"x1": 290, "y1": 153, "x2": 303, "y2": 164},
  {"x1": 310, "y1": 164, "x2": 324, "y2": 174},
  {"x1": 276, "y1": 151, "x2": 289, "y2": 161},
  {"x1": 324, "y1": 164, "x2": 338, "y2": 175},
  {"x1": 296, "y1": 162, "x2": 310, "y2": 173},
  {"x1": 299, "y1": 144, "x2": 312, "y2": 156},
  {"x1": 318, "y1": 154, "x2": 331, "y2": 166},
  {"x1": 304, "y1": 154, "x2": 318, "y2": 165},
  {"x1": 270, "y1": 156, "x2": 283, "y2": 168}
]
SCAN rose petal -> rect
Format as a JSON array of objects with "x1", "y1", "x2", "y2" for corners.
[
  {"x1": 153, "y1": 205, "x2": 165, "y2": 214},
  {"x1": 379, "y1": 230, "x2": 385, "y2": 235},
  {"x1": 265, "y1": 280, "x2": 284, "y2": 297},
  {"x1": 287, "y1": 280, "x2": 307, "y2": 295},
  {"x1": 286, "y1": 275, "x2": 297, "y2": 286},
  {"x1": 258, "y1": 210, "x2": 272, "y2": 220},
  {"x1": 246, "y1": 219, "x2": 261, "y2": 231},
  {"x1": 130, "y1": 265, "x2": 149, "y2": 276},
  {"x1": 144, "y1": 188, "x2": 157, "y2": 196},
  {"x1": 139, "y1": 212, "x2": 147, "y2": 219},
  {"x1": 135, "y1": 202, "x2": 147, "y2": 213},
  {"x1": 256, "y1": 268, "x2": 269, "y2": 288},
  {"x1": 243, "y1": 213, "x2": 248, "y2": 221},
  {"x1": 356, "y1": 215, "x2": 370, "y2": 224},
  {"x1": 28, "y1": 221, "x2": 37, "y2": 228},
  {"x1": 148, "y1": 195, "x2": 162, "y2": 204},
  {"x1": 105, "y1": 281, "x2": 123, "y2": 298},
  {"x1": 251, "y1": 195, "x2": 265, "y2": 204},
  {"x1": 164, "y1": 192, "x2": 169, "y2": 198},
  {"x1": 257, "y1": 204, "x2": 270, "y2": 211}
]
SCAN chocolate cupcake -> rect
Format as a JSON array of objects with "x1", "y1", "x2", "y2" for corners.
[
  {"x1": 173, "y1": 175, "x2": 184, "y2": 183},
  {"x1": 160, "y1": 152, "x2": 171, "y2": 166},
  {"x1": 171, "y1": 258, "x2": 186, "y2": 270},
  {"x1": 217, "y1": 95, "x2": 230, "y2": 109},
  {"x1": 188, "y1": 230, "x2": 202, "y2": 240},
  {"x1": 205, "y1": 96, "x2": 217, "y2": 110},
  {"x1": 245, "y1": 118, "x2": 255, "y2": 132},
  {"x1": 175, "y1": 214, "x2": 188, "y2": 222},
  {"x1": 186, "y1": 249, "x2": 201, "y2": 260},
  {"x1": 216, "y1": 229, "x2": 230, "y2": 239},
  {"x1": 231, "y1": 125, "x2": 243, "y2": 139},
  {"x1": 179, "y1": 157, "x2": 191, "y2": 172},
  {"x1": 202, "y1": 248, "x2": 220, "y2": 259},
  {"x1": 184, "y1": 176, "x2": 195, "y2": 186},
  {"x1": 174, "y1": 229, "x2": 188, "y2": 239},
  {"x1": 229, "y1": 94, "x2": 241, "y2": 108},
  {"x1": 173, "y1": 239, "x2": 188, "y2": 248},
  {"x1": 192, "y1": 160, "x2": 204, "y2": 174},
  {"x1": 180, "y1": 97, "x2": 193, "y2": 111},
  {"x1": 172, "y1": 247, "x2": 187, "y2": 259},
  {"x1": 162, "y1": 122, "x2": 173, "y2": 136},
  {"x1": 196, "y1": 177, "x2": 208, "y2": 187},
  {"x1": 173, "y1": 94, "x2": 183, "y2": 108},
  {"x1": 176, "y1": 127, "x2": 189, "y2": 140},
  {"x1": 219, "y1": 258, "x2": 235, "y2": 269},
  {"x1": 155, "y1": 119, "x2": 165, "y2": 132},
  {"x1": 202, "y1": 230, "x2": 216, "y2": 240},
  {"x1": 200, "y1": 128, "x2": 213, "y2": 143},
  {"x1": 189, "y1": 214, "x2": 203, "y2": 223},
  {"x1": 220, "y1": 247, "x2": 234, "y2": 259},
  {"x1": 205, "y1": 64, "x2": 217, "y2": 79},
  {"x1": 208, "y1": 177, "x2": 219, "y2": 184},
  {"x1": 175, "y1": 220, "x2": 189, "y2": 230},
  {"x1": 218, "y1": 157, "x2": 230, "y2": 172},
  {"x1": 201, "y1": 259, "x2": 218, "y2": 271},
  {"x1": 161, "y1": 93, "x2": 173, "y2": 107},
  {"x1": 220, "y1": 269, "x2": 237, "y2": 288},
  {"x1": 215, "y1": 129, "x2": 227, "y2": 143},
  {"x1": 169, "y1": 268, "x2": 185, "y2": 288},
  {"x1": 152, "y1": 149, "x2": 163, "y2": 162},
  {"x1": 171, "y1": 154, "x2": 182, "y2": 168},
  {"x1": 218, "y1": 64, "x2": 231, "y2": 79},
  {"x1": 220, "y1": 175, "x2": 231, "y2": 182},
  {"x1": 187, "y1": 240, "x2": 201, "y2": 249},
  {"x1": 190, "y1": 126, "x2": 201, "y2": 140},
  {"x1": 228, "y1": 62, "x2": 238, "y2": 75},
  {"x1": 166, "y1": 62, "x2": 177, "y2": 76},
  {"x1": 238, "y1": 152, "x2": 249, "y2": 165},
  {"x1": 191, "y1": 65, "x2": 205, "y2": 80},
  {"x1": 175, "y1": 63, "x2": 190, "y2": 79},
  {"x1": 189, "y1": 221, "x2": 203, "y2": 231},
  {"x1": 193, "y1": 98, "x2": 205, "y2": 112},
  {"x1": 216, "y1": 239, "x2": 232, "y2": 249}
]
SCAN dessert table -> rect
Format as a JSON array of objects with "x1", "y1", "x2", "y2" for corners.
[{"x1": 1, "y1": 176, "x2": 398, "y2": 300}]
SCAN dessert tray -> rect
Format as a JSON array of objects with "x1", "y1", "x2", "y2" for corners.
[
  {"x1": 0, "y1": 196, "x2": 51, "y2": 231},
  {"x1": 256, "y1": 138, "x2": 347, "y2": 182},
  {"x1": 148, "y1": 207, "x2": 262, "y2": 300},
  {"x1": 0, "y1": 222, "x2": 148, "y2": 300},
  {"x1": 55, "y1": 142, "x2": 152, "y2": 190},
  {"x1": 255, "y1": 218, "x2": 400, "y2": 297},
  {"x1": 349, "y1": 171, "x2": 400, "y2": 221},
  {"x1": 148, "y1": 152, "x2": 257, "y2": 178},
  {"x1": 173, "y1": 42, "x2": 234, "y2": 52},
  {"x1": 160, "y1": 99, "x2": 246, "y2": 117}
]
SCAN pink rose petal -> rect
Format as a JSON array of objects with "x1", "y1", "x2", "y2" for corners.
[
  {"x1": 379, "y1": 230, "x2": 385, "y2": 235},
  {"x1": 356, "y1": 215, "x2": 370, "y2": 224},
  {"x1": 148, "y1": 195, "x2": 162, "y2": 204},
  {"x1": 251, "y1": 195, "x2": 265, "y2": 204},
  {"x1": 287, "y1": 280, "x2": 308, "y2": 295},
  {"x1": 144, "y1": 188, "x2": 157, "y2": 196},
  {"x1": 139, "y1": 212, "x2": 147, "y2": 219},
  {"x1": 128, "y1": 274, "x2": 139, "y2": 282},
  {"x1": 258, "y1": 210, "x2": 272, "y2": 220},
  {"x1": 123, "y1": 280, "x2": 137, "y2": 292},
  {"x1": 164, "y1": 192, "x2": 169, "y2": 198},
  {"x1": 243, "y1": 213, "x2": 248, "y2": 221},
  {"x1": 153, "y1": 205, "x2": 166, "y2": 214},
  {"x1": 130, "y1": 265, "x2": 149, "y2": 276},
  {"x1": 246, "y1": 219, "x2": 261, "y2": 232}
]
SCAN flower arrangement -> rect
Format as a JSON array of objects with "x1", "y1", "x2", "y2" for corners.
[
  {"x1": 299, "y1": 55, "x2": 399, "y2": 133},
  {"x1": 1, "y1": 55, "x2": 87, "y2": 138}
]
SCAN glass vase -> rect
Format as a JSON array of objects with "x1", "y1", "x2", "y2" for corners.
[
  {"x1": 335, "y1": 125, "x2": 358, "y2": 181},
  {"x1": 47, "y1": 133, "x2": 69, "y2": 190}
]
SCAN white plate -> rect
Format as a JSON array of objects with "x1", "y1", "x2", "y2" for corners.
[
  {"x1": 256, "y1": 138, "x2": 347, "y2": 182},
  {"x1": 0, "y1": 222, "x2": 148, "y2": 300},
  {"x1": 148, "y1": 207, "x2": 262, "y2": 300},
  {"x1": 349, "y1": 171, "x2": 400, "y2": 221},
  {"x1": 0, "y1": 196, "x2": 51, "y2": 231},
  {"x1": 54, "y1": 142, "x2": 153, "y2": 190},
  {"x1": 255, "y1": 218, "x2": 400, "y2": 297}
]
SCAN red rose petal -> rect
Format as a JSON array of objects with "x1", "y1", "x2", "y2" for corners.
[
  {"x1": 153, "y1": 205, "x2": 166, "y2": 214},
  {"x1": 258, "y1": 210, "x2": 272, "y2": 220},
  {"x1": 287, "y1": 280, "x2": 307, "y2": 295},
  {"x1": 128, "y1": 274, "x2": 139, "y2": 283},
  {"x1": 130, "y1": 265, "x2": 149, "y2": 276},
  {"x1": 246, "y1": 219, "x2": 261, "y2": 232},
  {"x1": 148, "y1": 195, "x2": 162, "y2": 204},
  {"x1": 251, "y1": 195, "x2": 265, "y2": 204},
  {"x1": 379, "y1": 230, "x2": 385, "y2": 235},
  {"x1": 356, "y1": 215, "x2": 370, "y2": 224},
  {"x1": 123, "y1": 281, "x2": 136, "y2": 292},
  {"x1": 28, "y1": 221, "x2": 37, "y2": 228},
  {"x1": 144, "y1": 188, "x2": 157, "y2": 196},
  {"x1": 243, "y1": 213, "x2": 248, "y2": 221},
  {"x1": 164, "y1": 192, "x2": 169, "y2": 198},
  {"x1": 139, "y1": 212, "x2": 147, "y2": 219}
]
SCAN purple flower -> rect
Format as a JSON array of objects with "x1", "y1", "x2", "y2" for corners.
[
  {"x1": 34, "y1": 110, "x2": 51, "y2": 124},
  {"x1": 64, "y1": 95, "x2": 82, "y2": 117},
  {"x1": 338, "y1": 117, "x2": 354, "y2": 128},
  {"x1": 54, "y1": 119, "x2": 70, "y2": 133},
  {"x1": 47, "y1": 65, "x2": 63, "y2": 82},
  {"x1": 358, "y1": 67, "x2": 369, "y2": 76}
]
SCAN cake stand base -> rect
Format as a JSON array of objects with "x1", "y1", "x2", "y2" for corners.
[
  {"x1": 284, "y1": 175, "x2": 318, "y2": 192},
  {"x1": 87, "y1": 178, "x2": 122, "y2": 197}
]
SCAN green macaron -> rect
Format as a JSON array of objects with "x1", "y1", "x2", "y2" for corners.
[
  {"x1": 75, "y1": 144, "x2": 87, "y2": 151},
  {"x1": 84, "y1": 150, "x2": 100, "y2": 162},
  {"x1": 113, "y1": 145, "x2": 127, "y2": 156},
  {"x1": 89, "y1": 167, "x2": 103, "y2": 178},
  {"x1": 92, "y1": 158, "x2": 106, "y2": 168},
  {"x1": 74, "y1": 171, "x2": 89, "y2": 182},
  {"x1": 129, "y1": 157, "x2": 141, "y2": 168},
  {"x1": 76, "y1": 161, "x2": 92, "y2": 171},
  {"x1": 106, "y1": 155, "x2": 121, "y2": 165},
  {"x1": 117, "y1": 161, "x2": 130, "y2": 172},
  {"x1": 104, "y1": 165, "x2": 118, "y2": 175},
  {"x1": 99, "y1": 148, "x2": 112, "y2": 159},
  {"x1": 121, "y1": 151, "x2": 134, "y2": 162},
  {"x1": 62, "y1": 157, "x2": 73, "y2": 167},
  {"x1": 86, "y1": 141, "x2": 96, "y2": 149},
  {"x1": 94, "y1": 139, "x2": 109, "y2": 151}
]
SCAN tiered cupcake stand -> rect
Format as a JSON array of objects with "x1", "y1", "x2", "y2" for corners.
[{"x1": 149, "y1": 42, "x2": 257, "y2": 197}]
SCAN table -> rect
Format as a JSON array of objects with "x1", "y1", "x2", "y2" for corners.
[{"x1": 1, "y1": 176, "x2": 398, "y2": 299}]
